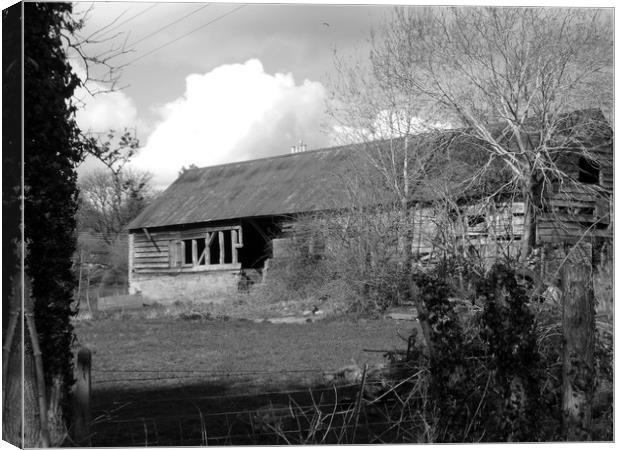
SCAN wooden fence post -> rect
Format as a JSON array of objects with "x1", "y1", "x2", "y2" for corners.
[
  {"x1": 561, "y1": 261, "x2": 595, "y2": 441},
  {"x1": 74, "y1": 347, "x2": 92, "y2": 445}
]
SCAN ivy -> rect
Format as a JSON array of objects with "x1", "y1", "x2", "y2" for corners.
[
  {"x1": 24, "y1": 2, "x2": 88, "y2": 419},
  {"x1": 412, "y1": 264, "x2": 479, "y2": 441},
  {"x1": 411, "y1": 261, "x2": 550, "y2": 442},
  {"x1": 477, "y1": 264, "x2": 543, "y2": 441}
]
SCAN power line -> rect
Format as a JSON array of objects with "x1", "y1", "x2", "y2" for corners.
[
  {"x1": 119, "y1": 4, "x2": 247, "y2": 68},
  {"x1": 104, "y1": 3, "x2": 160, "y2": 36},
  {"x1": 128, "y1": 4, "x2": 211, "y2": 48}
]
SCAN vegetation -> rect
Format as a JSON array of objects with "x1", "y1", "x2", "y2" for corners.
[
  {"x1": 2, "y1": 3, "x2": 26, "y2": 443},
  {"x1": 74, "y1": 315, "x2": 413, "y2": 387},
  {"x1": 3, "y1": 3, "x2": 147, "y2": 445},
  {"x1": 308, "y1": 6, "x2": 613, "y2": 441},
  {"x1": 72, "y1": 6, "x2": 612, "y2": 444},
  {"x1": 10, "y1": 4, "x2": 608, "y2": 445},
  {"x1": 229, "y1": 257, "x2": 611, "y2": 442},
  {"x1": 76, "y1": 131, "x2": 154, "y2": 306},
  {"x1": 2, "y1": 2, "x2": 91, "y2": 446}
]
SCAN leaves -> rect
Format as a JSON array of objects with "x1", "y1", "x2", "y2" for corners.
[{"x1": 23, "y1": 2, "x2": 88, "y2": 420}]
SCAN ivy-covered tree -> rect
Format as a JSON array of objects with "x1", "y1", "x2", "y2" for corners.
[
  {"x1": 3, "y1": 2, "x2": 89, "y2": 445},
  {"x1": 2, "y1": 3, "x2": 27, "y2": 443}
]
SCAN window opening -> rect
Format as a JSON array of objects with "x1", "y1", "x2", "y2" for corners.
[
  {"x1": 167, "y1": 227, "x2": 242, "y2": 269},
  {"x1": 210, "y1": 234, "x2": 220, "y2": 264},
  {"x1": 578, "y1": 157, "x2": 600, "y2": 184},
  {"x1": 223, "y1": 230, "x2": 233, "y2": 264},
  {"x1": 196, "y1": 238, "x2": 206, "y2": 265},
  {"x1": 467, "y1": 215, "x2": 486, "y2": 227},
  {"x1": 183, "y1": 239, "x2": 193, "y2": 265}
]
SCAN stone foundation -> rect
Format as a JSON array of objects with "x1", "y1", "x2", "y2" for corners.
[{"x1": 129, "y1": 269, "x2": 241, "y2": 303}]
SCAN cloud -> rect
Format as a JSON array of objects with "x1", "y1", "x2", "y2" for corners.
[
  {"x1": 70, "y1": 57, "x2": 139, "y2": 133},
  {"x1": 132, "y1": 59, "x2": 331, "y2": 188},
  {"x1": 75, "y1": 90, "x2": 139, "y2": 133},
  {"x1": 329, "y1": 110, "x2": 454, "y2": 145}
]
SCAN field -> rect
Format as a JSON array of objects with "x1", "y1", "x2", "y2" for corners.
[
  {"x1": 74, "y1": 315, "x2": 417, "y2": 377},
  {"x1": 74, "y1": 314, "x2": 420, "y2": 445}
]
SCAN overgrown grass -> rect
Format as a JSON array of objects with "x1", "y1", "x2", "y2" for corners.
[{"x1": 74, "y1": 316, "x2": 419, "y2": 388}]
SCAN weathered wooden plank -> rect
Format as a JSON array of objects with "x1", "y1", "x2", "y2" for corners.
[
  {"x1": 219, "y1": 231, "x2": 225, "y2": 264},
  {"x1": 134, "y1": 244, "x2": 167, "y2": 251},
  {"x1": 546, "y1": 214, "x2": 601, "y2": 224},
  {"x1": 128, "y1": 233, "x2": 134, "y2": 287},
  {"x1": 547, "y1": 199, "x2": 596, "y2": 209},
  {"x1": 134, "y1": 251, "x2": 169, "y2": 259},
  {"x1": 133, "y1": 268, "x2": 177, "y2": 274},
  {"x1": 133, "y1": 240, "x2": 171, "y2": 248},
  {"x1": 232, "y1": 229, "x2": 238, "y2": 264},
  {"x1": 552, "y1": 192, "x2": 601, "y2": 202},
  {"x1": 133, "y1": 262, "x2": 171, "y2": 269},
  {"x1": 555, "y1": 183, "x2": 600, "y2": 193},
  {"x1": 134, "y1": 225, "x2": 241, "y2": 242},
  {"x1": 538, "y1": 233, "x2": 583, "y2": 245},
  {"x1": 133, "y1": 256, "x2": 169, "y2": 264},
  {"x1": 133, "y1": 262, "x2": 242, "y2": 274},
  {"x1": 537, "y1": 220, "x2": 585, "y2": 231},
  {"x1": 133, "y1": 257, "x2": 170, "y2": 264},
  {"x1": 535, "y1": 224, "x2": 611, "y2": 243},
  {"x1": 136, "y1": 228, "x2": 242, "y2": 247},
  {"x1": 134, "y1": 249, "x2": 167, "y2": 256},
  {"x1": 135, "y1": 235, "x2": 182, "y2": 244}
]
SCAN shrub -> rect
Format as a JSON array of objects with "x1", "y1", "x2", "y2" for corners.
[{"x1": 404, "y1": 261, "x2": 570, "y2": 442}]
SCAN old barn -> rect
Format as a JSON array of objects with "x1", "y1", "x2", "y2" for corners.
[{"x1": 126, "y1": 111, "x2": 612, "y2": 302}]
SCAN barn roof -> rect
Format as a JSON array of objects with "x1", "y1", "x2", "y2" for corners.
[
  {"x1": 127, "y1": 109, "x2": 612, "y2": 231},
  {"x1": 127, "y1": 142, "x2": 371, "y2": 230}
]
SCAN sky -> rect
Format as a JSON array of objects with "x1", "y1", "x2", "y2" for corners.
[
  {"x1": 59, "y1": 1, "x2": 617, "y2": 190},
  {"x1": 70, "y1": 1, "x2": 393, "y2": 188}
]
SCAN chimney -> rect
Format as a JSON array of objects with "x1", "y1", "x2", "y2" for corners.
[{"x1": 290, "y1": 139, "x2": 307, "y2": 154}]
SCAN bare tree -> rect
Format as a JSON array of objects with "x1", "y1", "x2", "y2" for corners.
[
  {"x1": 327, "y1": 11, "x2": 612, "y2": 432},
  {"x1": 64, "y1": 2, "x2": 137, "y2": 95},
  {"x1": 78, "y1": 167, "x2": 153, "y2": 246},
  {"x1": 366, "y1": 6, "x2": 612, "y2": 259}
]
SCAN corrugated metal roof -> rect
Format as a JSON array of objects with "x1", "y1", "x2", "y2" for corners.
[
  {"x1": 127, "y1": 110, "x2": 611, "y2": 231},
  {"x1": 128, "y1": 142, "x2": 371, "y2": 230}
]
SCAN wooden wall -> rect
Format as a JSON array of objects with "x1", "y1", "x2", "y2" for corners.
[{"x1": 130, "y1": 224, "x2": 243, "y2": 274}]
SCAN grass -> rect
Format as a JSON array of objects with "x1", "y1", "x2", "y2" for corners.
[
  {"x1": 74, "y1": 314, "x2": 418, "y2": 389},
  {"x1": 73, "y1": 313, "x2": 421, "y2": 445}
]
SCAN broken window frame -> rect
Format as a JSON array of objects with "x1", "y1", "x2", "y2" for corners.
[{"x1": 168, "y1": 225, "x2": 243, "y2": 270}]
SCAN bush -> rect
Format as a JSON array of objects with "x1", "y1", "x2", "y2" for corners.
[{"x1": 403, "y1": 261, "x2": 585, "y2": 442}]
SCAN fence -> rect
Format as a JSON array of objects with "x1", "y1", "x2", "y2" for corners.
[{"x1": 73, "y1": 348, "x2": 429, "y2": 446}]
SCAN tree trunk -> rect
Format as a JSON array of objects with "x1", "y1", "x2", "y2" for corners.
[
  {"x1": 2, "y1": 276, "x2": 41, "y2": 447},
  {"x1": 409, "y1": 279, "x2": 433, "y2": 357},
  {"x1": 561, "y1": 259, "x2": 595, "y2": 441},
  {"x1": 520, "y1": 179, "x2": 539, "y2": 261}
]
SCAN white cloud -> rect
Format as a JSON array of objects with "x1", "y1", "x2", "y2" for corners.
[
  {"x1": 132, "y1": 59, "x2": 330, "y2": 188},
  {"x1": 75, "y1": 90, "x2": 138, "y2": 132},
  {"x1": 70, "y1": 57, "x2": 139, "y2": 133},
  {"x1": 329, "y1": 110, "x2": 454, "y2": 145}
]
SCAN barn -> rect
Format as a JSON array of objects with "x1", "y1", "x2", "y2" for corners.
[{"x1": 126, "y1": 110, "x2": 612, "y2": 302}]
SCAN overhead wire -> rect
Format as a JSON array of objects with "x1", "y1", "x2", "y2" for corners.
[
  {"x1": 118, "y1": 4, "x2": 248, "y2": 69},
  {"x1": 99, "y1": 3, "x2": 160, "y2": 38},
  {"x1": 128, "y1": 4, "x2": 212, "y2": 48}
]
